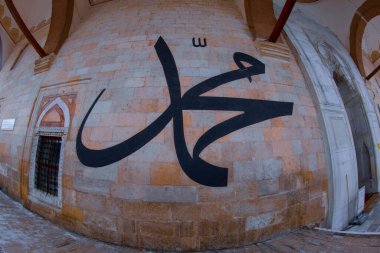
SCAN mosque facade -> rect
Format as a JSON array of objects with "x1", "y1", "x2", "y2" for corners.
[{"x1": 0, "y1": 0, "x2": 379, "y2": 251}]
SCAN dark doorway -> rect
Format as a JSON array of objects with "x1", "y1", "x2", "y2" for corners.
[{"x1": 333, "y1": 71, "x2": 376, "y2": 193}]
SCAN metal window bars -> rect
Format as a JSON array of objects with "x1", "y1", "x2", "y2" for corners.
[{"x1": 35, "y1": 135, "x2": 62, "y2": 196}]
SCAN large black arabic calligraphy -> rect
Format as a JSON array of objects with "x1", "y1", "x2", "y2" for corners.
[{"x1": 76, "y1": 36, "x2": 293, "y2": 187}]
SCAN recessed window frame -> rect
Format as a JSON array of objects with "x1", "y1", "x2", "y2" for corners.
[
  {"x1": 29, "y1": 98, "x2": 70, "y2": 208},
  {"x1": 29, "y1": 128, "x2": 66, "y2": 207}
]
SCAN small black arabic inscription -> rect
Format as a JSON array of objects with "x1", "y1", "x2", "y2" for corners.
[{"x1": 192, "y1": 37, "x2": 207, "y2": 47}]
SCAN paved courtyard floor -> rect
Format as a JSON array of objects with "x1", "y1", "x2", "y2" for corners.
[
  {"x1": 347, "y1": 195, "x2": 380, "y2": 233},
  {"x1": 1, "y1": 190, "x2": 380, "y2": 253}
]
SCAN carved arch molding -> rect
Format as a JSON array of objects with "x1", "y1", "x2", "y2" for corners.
[
  {"x1": 350, "y1": 0, "x2": 380, "y2": 76},
  {"x1": 44, "y1": 0, "x2": 74, "y2": 55},
  {"x1": 244, "y1": 0, "x2": 319, "y2": 40}
]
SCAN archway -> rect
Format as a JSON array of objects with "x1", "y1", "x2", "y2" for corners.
[
  {"x1": 283, "y1": 9, "x2": 380, "y2": 229},
  {"x1": 333, "y1": 69, "x2": 376, "y2": 194}
]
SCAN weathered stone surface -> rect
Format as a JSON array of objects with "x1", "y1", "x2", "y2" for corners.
[
  {"x1": 111, "y1": 184, "x2": 198, "y2": 203},
  {"x1": 2, "y1": 188, "x2": 380, "y2": 252},
  {"x1": 0, "y1": 0, "x2": 328, "y2": 251},
  {"x1": 83, "y1": 164, "x2": 118, "y2": 181},
  {"x1": 73, "y1": 177, "x2": 111, "y2": 195},
  {"x1": 34, "y1": 53, "x2": 56, "y2": 74},
  {"x1": 245, "y1": 212, "x2": 283, "y2": 231}
]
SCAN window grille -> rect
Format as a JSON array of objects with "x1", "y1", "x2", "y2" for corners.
[{"x1": 34, "y1": 135, "x2": 62, "y2": 196}]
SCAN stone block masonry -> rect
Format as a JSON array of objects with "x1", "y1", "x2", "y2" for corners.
[{"x1": 0, "y1": 0, "x2": 327, "y2": 251}]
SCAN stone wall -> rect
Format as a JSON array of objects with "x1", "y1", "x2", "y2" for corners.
[{"x1": 0, "y1": 0, "x2": 327, "y2": 251}]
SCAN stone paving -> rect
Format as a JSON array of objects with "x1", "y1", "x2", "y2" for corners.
[
  {"x1": 347, "y1": 195, "x2": 380, "y2": 233},
  {"x1": 0, "y1": 191, "x2": 140, "y2": 253},
  {"x1": 1, "y1": 190, "x2": 380, "y2": 253}
]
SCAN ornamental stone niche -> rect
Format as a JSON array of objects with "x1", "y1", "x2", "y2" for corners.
[{"x1": 28, "y1": 96, "x2": 72, "y2": 208}]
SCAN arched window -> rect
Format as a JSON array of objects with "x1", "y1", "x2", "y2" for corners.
[{"x1": 29, "y1": 97, "x2": 70, "y2": 208}]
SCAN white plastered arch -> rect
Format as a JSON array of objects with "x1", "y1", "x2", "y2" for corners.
[
  {"x1": 280, "y1": 7, "x2": 380, "y2": 230},
  {"x1": 315, "y1": 39, "x2": 379, "y2": 190},
  {"x1": 36, "y1": 97, "x2": 70, "y2": 128}
]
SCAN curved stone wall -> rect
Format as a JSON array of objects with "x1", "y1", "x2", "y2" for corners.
[{"x1": 0, "y1": 0, "x2": 327, "y2": 251}]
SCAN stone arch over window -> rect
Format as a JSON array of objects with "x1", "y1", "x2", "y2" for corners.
[
  {"x1": 28, "y1": 97, "x2": 70, "y2": 208},
  {"x1": 349, "y1": 0, "x2": 380, "y2": 76},
  {"x1": 36, "y1": 97, "x2": 70, "y2": 129},
  {"x1": 43, "y1": 0, "x2": 74, "y2": 55}
]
